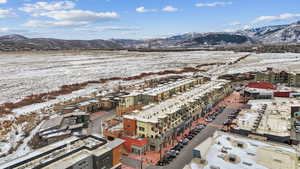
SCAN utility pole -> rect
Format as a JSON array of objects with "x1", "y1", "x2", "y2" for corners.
[
  {"x1": 159, "y1": 142, "x2": 162, "y2": 161},
  {"x1": 140, "y1": 148, "x2": 143, "y2": 169}
]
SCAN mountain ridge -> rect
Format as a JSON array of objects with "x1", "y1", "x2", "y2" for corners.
[{"x1": 0, "y1": 21, "x2": 300, "y2": 51}]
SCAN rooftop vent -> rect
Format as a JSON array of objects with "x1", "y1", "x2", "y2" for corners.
[
  {"x1": 243, "y1": 162, "x2": 253, "y2": 166},
  {"x1": 210, "y1": 165, "x2": 220, "y2": 169}
]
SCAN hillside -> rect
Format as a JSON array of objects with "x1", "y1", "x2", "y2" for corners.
[{"x1": 0, "y1": 35, "x2": 122, "y2": 51}]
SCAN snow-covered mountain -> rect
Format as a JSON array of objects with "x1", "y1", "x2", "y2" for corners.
[
  {"x1": 1, "y1": 21, "x2": 300, "y2": 51},
  {"x1": 237, "y1": 21, "x2": 300, "y2": 44},
  {"x1": 113, "y1": 21, "x2": 300, "y2": 48}
]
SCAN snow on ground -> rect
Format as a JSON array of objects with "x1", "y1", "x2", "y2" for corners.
[
  {"x1": 0, "y1": 50, "x2": 245, "y2": 104},
  {"x1": 226, "y1": 52, "x2": 300, "y2": 74},
  {"x1": 0, "y1": 121, "x2": 44, "y2": 164}
]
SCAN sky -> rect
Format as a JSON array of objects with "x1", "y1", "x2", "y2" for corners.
[{"x1": 0, "y1": 0, "x2": 299, "y2": 40}]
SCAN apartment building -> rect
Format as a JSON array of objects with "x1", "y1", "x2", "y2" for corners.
[
  {"x1": 116, "y1": 77, "x2": 206, "y2": 116},
  {"x1": 184, "y1": 131, "x2": 300, "y2": 169},
  {"x1": 0, "y1": 135, "x2": 124, "y2": 169},
  {"x1": 123, "y1": 80, "x2": 232, "y2": 151},
  {"x1": 255, "y1": 67, "x2": 300, "y2": 87}
]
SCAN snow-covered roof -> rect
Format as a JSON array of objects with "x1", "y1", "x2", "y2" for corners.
[
  {"x1": 124, "y1": 80, "x2": 229, "y2": 123},
  {"x1": 185, "y1": 131, "x2": 300, "y2": 169},
  {"x1": 233, "y1": 98, "x2": 300, "y2": 137},
  {"x1": 0, "y1": 135, "x2": 120, "y2": 169},
  {"x1": 142, "y1": 78, "x2": 198, "y2": 96},
  {"x1": 39, "y1": 116, "x2": 64, "y2": 132}
]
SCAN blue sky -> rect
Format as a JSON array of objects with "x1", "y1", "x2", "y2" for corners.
[{"x1": 0, "y1": 0, "x2": 299, "y2": 39}]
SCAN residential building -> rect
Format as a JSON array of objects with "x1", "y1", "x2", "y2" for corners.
[
  {"x1": 0, "y1": 135, "x2": 124, "y2": 169},
  {"x1": 116, "y1": 77, "x2": 206, "y2": 116},
  {"x1": 184, "y1": 131, "x2": 300, "y2": 169},
  {"x1": 123, "y1": 80, "x2": 232, "y2": 152},
  {"x1": 255, "y1": 67, "x2": 300, "y2": 87},
  {"x1": 244, "y1": 81, "x2": 300, "y2": 99}
]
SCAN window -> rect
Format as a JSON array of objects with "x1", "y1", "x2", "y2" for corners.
[
  {"x1": 273, "y1": 159, "x2": 282, "y2": 163},
  {"x1": 139, "y1": 127, "x2": 145, "y2": 131}
]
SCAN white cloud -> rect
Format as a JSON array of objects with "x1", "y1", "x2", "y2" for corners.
[
  {"x1": 0, "y1": 27, "x2": 9, "y2": 32},
  {"x1": 228, "y1": 21, "x2": 241, "y2": 26},
  {"x1": 24, "y1": 20, "x2": 89, "y2": 27},
  {"x1": 19, "y1": 1, "x2": 75, "y2": 13},
  {"x1": 0, "y1": 0, "x2": 7, "y2": 4},
  {"x1": 77, "y1": 26, "x2": 142, "y2": 32},
  {"x1": 136, "y1": 6, "x2": 157, "y2": 13},
  {"x1": 195, "y1": 2, "x2": 232, "y2": 7},
  {"x1": 162, "y1": 6, "x2": 179, "y2": 12},
  {"x1": 0, "y1": 9, "x2": 16, "y2": 18},
  {"x1": 95, "y1": 26, "x2": 141, "y2": 31},
  {"x1": 36, "y1": 10, "x2": 118, "y2": 22},
  {"x1": 252, "y1": 13, "x2": 300, "y2": 23}
]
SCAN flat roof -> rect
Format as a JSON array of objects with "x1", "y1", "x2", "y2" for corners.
[
  {"x1": 185, "y1": 131, "x2": 300, "y2": 169},
  {"x1": 124, "y1": 80, "x2": 228, "y2": 123},
  {"x1": 142, "y1": 78, "x2": 199, "y2": 96},
  {"x1": 233, "y1": 98, "x2": 300, "y2": 137},
  {"x1": 0, "y1": 135, "x2": 115, "y2": 169}
]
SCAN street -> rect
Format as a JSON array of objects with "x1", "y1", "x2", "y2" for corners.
[{"x1": 147, "y1": 107, "x2": 235, "y2": 169}]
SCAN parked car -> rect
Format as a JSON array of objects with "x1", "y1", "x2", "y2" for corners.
[
  {"x1": 192, "y1": 129, "x2": 201, "y2": 133},
  {"x1": 205, "y1": 118, "x2": 213, "y2": 122},
  {"x1": 196, "y1": 125, "x2": 205, "y2": 130},
  {"x1": 164, "y1": 153, "x2": 174, "y2": 161},
  {"x1": 294, "y1": 120, "x2": 300, "y2": 126},
  {"x1": 182, "y1": 138, "x2": 189, "y2": 145},
  {"x1": 157, "y1": 158, "x2": 169, "y2": 166},
  {"x1": 223, "y1": 121, "x2": 230, "y2": 126},
  {"x1": 170, "y1": 149, "x2": 179, "y2": 155},
  {"x1": 167, "y1": 150, "x2": 177, "y2": 158},
  {"x1": 173, "y1": 144, "x2": 183, "y2": 151},
  {"x1": 187, "y1": 135, "x2": 193, "y2": 140}
]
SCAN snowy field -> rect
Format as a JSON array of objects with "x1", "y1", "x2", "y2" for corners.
[
  {"x1": 226, "y1": 52, "x2": 300, "y2": 74},
  {"x1": 0, "y1": 50, "x2": 245, "y2": 104}
]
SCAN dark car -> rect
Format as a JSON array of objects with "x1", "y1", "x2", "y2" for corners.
[
  {"x1": 223, "y1": 121, "x2": 230, "y2": 126},
  {"x1": 157, "y1": 159, "x2": 169, "y2": 166},
  {"x1": 167, "y1": 150, "x2": 177, "y2": 158},
  {"x1": 176, "y1": 142, "x2": 184, "y2": 148},
  {"x1": 187, "y1": 135, "x2": 193, "y2": 140},
  {"x1": 181, "y1": 138, "x2": 189, "y2": 145},
  {"x1": 172, "y1": 144, "x2": 183, "y2": 151}
]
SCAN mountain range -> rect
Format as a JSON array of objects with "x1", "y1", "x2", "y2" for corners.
[
  {"x1": 116, "y1": 21, "x2": 300, "y2": 48},
  {"x1": 0, "y1": 21, "x2": 299, "y2": 51}
]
